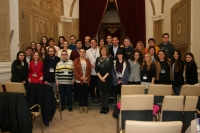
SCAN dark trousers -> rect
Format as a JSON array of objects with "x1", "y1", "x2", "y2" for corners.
[
  {"x1": 77, "y1": 82, "x2": 88, "y2": 106},
  {"x1": 113, "y1": 83, "x2": 122, "y2": 103},
  {"x1": 73, "y1": 82, "x2": 78, "y2": 101},
  {"x1": 172, "y1": 82, "x2": 182, "y2": 95},
  {"x1": 101, "y1": 91, "x2": 110, "y2": 108},
  {"x1": 89, "y1": 75, "x2": 100, "y2": 99},
  {"x1": 59, "y1": 84, "x2": 72, "y2": 107}
]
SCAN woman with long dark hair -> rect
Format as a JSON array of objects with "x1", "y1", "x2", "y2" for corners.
[
  {"x1": 128, "y1": 50, "x2": 143, "y2": 84},
  {"x1": 40, "y1": 36, "x2": 48, "y2": 47},
  {"x1": 57, "y1": 36, "x2": 66, "y2": 49},
  {"x1": 98, "y1": 38, "x2": 105, "y2": 48},
  {"x1": 171, "y1": 50, "x2": 184, "y2": 95},
  {"x1": 11, "y1": 51, "x2": 28, "y2": 85},
  {"x1": 154, "y1": 50, "x2": 172, "y2": 84},
  {"x1": 40, "y1": 46, "x2": 47, "y2": 59},
  {"x1": 112, "y1": 49, "x2": 130, "y2": 103},
  {"x1": 185, "y1": 52, "x2": 199, "y2": 85},
  {"x1": 148, "y1": 46, "x2": 157, "y2": 62}
]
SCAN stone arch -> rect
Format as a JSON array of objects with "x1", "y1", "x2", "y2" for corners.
[
  {"x1": 150, "y1": 0, "x2": 156, "y2": 15},
  {"x1": 69, "y1": 0, "x2": 76, "y2": 17}
]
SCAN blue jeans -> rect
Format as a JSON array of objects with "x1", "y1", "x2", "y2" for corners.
[
  {"x1": 59, "y1": 84, "x2": 72, "y2": 107},
  {"x1": 172, "y1": 83, "x2": 182, "y2": 95}
]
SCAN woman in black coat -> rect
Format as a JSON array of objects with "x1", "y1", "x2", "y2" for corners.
[
  {"x1": 185, "y1": 52, "x2": 199, "y2": 85},
  {"x1": 11, "y1": 51, "x2": 28, "y2": 85},
  {"x1": 171, "y1": 50, "x2": 184, "y2": 95}
]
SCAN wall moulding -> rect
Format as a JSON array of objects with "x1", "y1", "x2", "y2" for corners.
[
  {"x1": 61, "y1": 16, "x2": 73, "y2": 22},
  {"x1": 152, "y1": 14, "x2": 164, "y2": 21}
]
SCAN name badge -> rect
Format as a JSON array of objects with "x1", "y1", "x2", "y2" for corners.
[
  {"x1": 161, "y1": 68, "x2": 165, "y2": 73},
  {"x1": 49, "y1": 68, "x2": 54, "y2": 72},
  {"x1": 143, "y1": 75, "x2": 147, "y2": 80},
  {"x1": 118, "y1": 73, "x2": 122, "y2": 78},
  {"x1": 32, "y1": 73, "x2": 37, "y2": 77},
  {"x1": 64, "y1": 70, "x2": 68, "y2": 74}
]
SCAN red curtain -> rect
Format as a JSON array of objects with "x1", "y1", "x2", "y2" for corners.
[
  {"x1": 79, "y1": 0, "x2": 108, "y2": 41},
  {"x1": 115, "y1": 0, "x2": 146, "y2": 47}
]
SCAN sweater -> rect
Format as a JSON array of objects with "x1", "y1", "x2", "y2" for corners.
[
  {"x1": 70, "y1": 49, "x2": 80, "y2": 61},
  {"x1": 74, "y1": 57, "x2": 91, "y2": 86},
  {"x1": 185, "y1": 62, "x2": 199, "y2": 85},
  {"x1": 55, "y1": 60, "x2": 74, "y2": 85},
  {"x1": 158, "y1": 42, "x2": 175, "y2": 60},
  {"x1": 128, "y1": 60, "x2": 141, "y2": 82}
]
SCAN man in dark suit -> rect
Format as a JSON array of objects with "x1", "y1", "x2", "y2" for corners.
[{"x1": 109, "y1": 36, "x2": 126, "y2": 60}]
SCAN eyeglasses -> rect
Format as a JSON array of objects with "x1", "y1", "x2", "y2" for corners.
[{"x1": 61, "y1": 54, "x2": 68, "y2": 56}]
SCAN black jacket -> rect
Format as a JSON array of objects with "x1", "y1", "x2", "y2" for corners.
[
  {"x1": 185, "y1": 62, "x2": 199, "y2": 85},
  {"x1": 109, "y1": 46, "x2": 126, "y2": 60},
  {"x1": 43, "y1": 56, "x2": 60, "y2": 83},
  {"x1": 26, "y1": 83, "x2": 57, "y2": 121},
  {"x1": 141, "y1": 63, "x2": 156, "y2": 82},
  {"x1": 172, "y1": 60, "x2": 185, "y2": 87},
  {"x1": 11, "y1": 60, "x2": 28, "y2": 82},
  {"x1": 0, "y1": 92, "x2": 32, "y2": 133}
]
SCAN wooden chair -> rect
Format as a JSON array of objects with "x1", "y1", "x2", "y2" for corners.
[
  {"x1": 5, "y1": 82, "x2": 26, "y2": 94},
  {"x1": 121, "y1": 85, "x2": 145, "y2": 95},
  {"x1": 55, "y1": 89, "x2": 62, "y2": 119},
  {"x1": 180, "y1": 85, "x2": 200, "y2": 96},
  {"x1": 125, "y1": 120, "x2": 182, "y2": 133},
  {"x1": 160, "y1": 96, "x2": 184, "y2": 122},
  {"x1": 4, "y1": 82, "x2": 43, "y2": 133},
  {"x1": 0, "y1": 83, "x2": 4, "y2": 92},
  {"x1": 148, "y1": 84, "x2": 172, "y2": 105},
  {"x1": 119, "y1": 95, "x2": 154, "y2": 132}
]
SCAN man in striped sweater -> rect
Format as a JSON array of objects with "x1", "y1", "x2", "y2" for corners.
[{"x1": 55, "y1": 50, "x2": 74, "y2": 112}]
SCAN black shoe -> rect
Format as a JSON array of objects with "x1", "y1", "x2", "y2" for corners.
[
  {"x1": 104, "y1": 107, "x2": 109, "y2": 114},
  {"x1": 100, "y1": 107, "x2": 105, "y2": 114},
  {"x1": 68, "y1": 107, "x2": 73, "y2": 112}
]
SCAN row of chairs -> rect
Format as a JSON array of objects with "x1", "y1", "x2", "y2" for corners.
[{"x1": 119, "y1": 95, "x2": 198, "y2": 133}]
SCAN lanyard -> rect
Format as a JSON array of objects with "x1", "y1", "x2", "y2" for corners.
[
  {"x1": 63, "y1": 61, "x2": 68, "y2": 68},
  {"x1": 34, "y1": 61, "x2": 37, "y2": 72},
  {"x1": 90, "y1": 48, "x2": 97, "y2": 59},
  {"x1": 160, "y1": 61, "x2": 165, "y2": 69}
]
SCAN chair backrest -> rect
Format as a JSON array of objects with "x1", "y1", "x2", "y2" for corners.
[
  {"x1": 5, "y1": 82, "x2": 26, "y2": 94},
  {"x1": 125, "y1": 120, "x2": 182, "y2": 133},
  {"x1": 180, "y1": 85, "x2": 200, "y2": 96},
  {"x1": 161, "y1": 96, "x2": 184, "y2": 121},
  {"x1": 183, "y1": 96, "x2": 198, "y2": 132},
  {"x1": 148, "y1": 85, "x2": 172, "y2": 96},
  {"x1": 121, "y1": 85, "x2": 145, "y2": 95},
  {"x1": 120, "y1": 95, "x2": 154, "y2": 129},
  {"x1": 148, "y1": 84, "x2": 172, "y2": 105},
  {"x1": 0, "y1": 83, "x2": 4, "y2": 92}
]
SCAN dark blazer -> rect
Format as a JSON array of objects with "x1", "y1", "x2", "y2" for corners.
[
  {"x1": 70, "y1": 49, "x2": 80, "y2": 61},
  {"x1": 173, "y1": 60, "x2": 185, "y2": 87},
  {"x1": 185, "y1": 62, "x2": 199, "y2": 85},
  {"x1": 28, "y1": 61, "x2": 44, "y2": 83},
  {"x1": 43, "y1": 56, "x2": 60, "y2": 83},
  {"x1": 11, "y1": 60, "x2": 28, "y2": 82},
  {"x1": 109, "y1": 45, "x2": 126, "y2": 60}
]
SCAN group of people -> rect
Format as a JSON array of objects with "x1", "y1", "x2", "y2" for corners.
[{"x1": 11, "y1": 33, "x2": 199, "y2": 114}]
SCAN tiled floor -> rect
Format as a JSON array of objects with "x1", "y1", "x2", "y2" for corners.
[{"x1": 32, "y1": 107, "x2": 117, "y2": 133}]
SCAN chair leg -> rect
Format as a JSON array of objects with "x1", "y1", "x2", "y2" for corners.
[
  {"x1": 39, "y1": 116, "x2": 44, "y2": 133},
  {"x1": 59, "y1": 99, "x2": 62, "y2": 119}
]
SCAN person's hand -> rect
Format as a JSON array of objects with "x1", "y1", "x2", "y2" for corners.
[
  {"x1": 22, "y1": 81, "x2": 26, "y2": 84},
  {"x1": 100, "y1": 77, "x2": 105, "y2": 82},
  {"x1": 117, "y1": 80, "x2": 121, "y2": 84},
  {"x1": 151, "y1": 82, "x2": 154, "y2": 84},
  {"x1": 28, "y1": 78, "x2": 31, "y2": 83},
  {"x1": 44, "y1": 81, "x2": 48, "y2": 84},
  {"x1": 91, "y1": 64, "x2": 95, "y2": 68},
  {"x1": 84, "y1": 77, "x2": 88, "y2": 81},
  {"x1": 56, "y1": 82, "x2": 59, "y2": 86},
  {"x1": 80, "y1": 77, "x2": 85, "y2": 80},
  {"x1": 39, "y1": 76, "x2": 43, "y2": 81}
]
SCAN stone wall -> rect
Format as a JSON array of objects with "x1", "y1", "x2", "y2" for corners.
[
  {"x1": 0, "y1": 0, "x2": 10, "y2": 62},
  {"x1": 18, "y1": 0, "x2": 64, "y2": 51}
]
